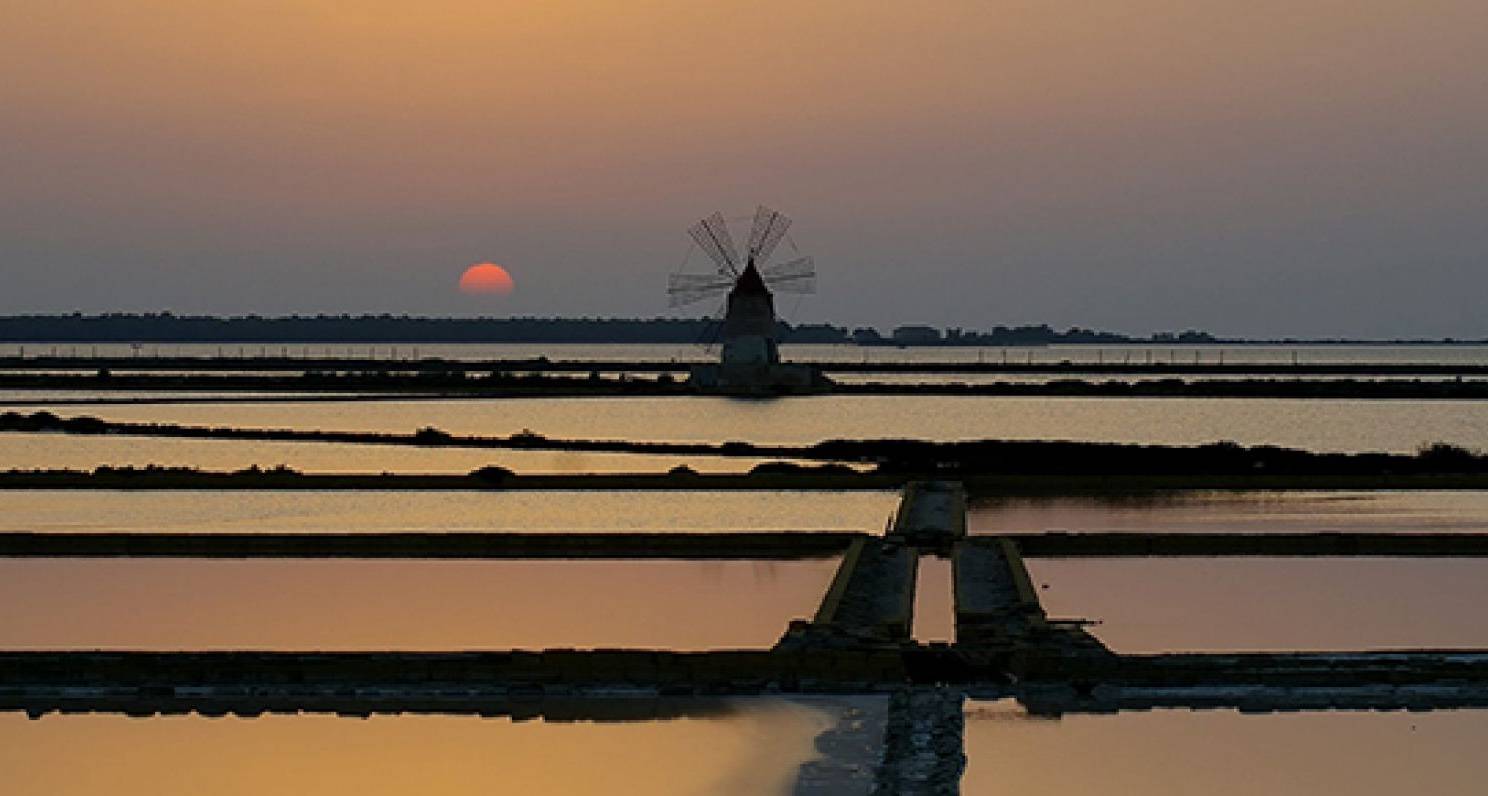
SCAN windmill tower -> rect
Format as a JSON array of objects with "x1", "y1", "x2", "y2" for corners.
[{"x1": 668, "y1": 206, "x2": 827, "y2": 394}]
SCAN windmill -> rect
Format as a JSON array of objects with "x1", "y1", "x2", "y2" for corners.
[
  {"x1": 667, "y1": 206, "x2": 827, "y2": 394},
  {"x1": 669, "y1": 206, "x2": 815, "y2": 350},
  {"x1": 669, "y1": 205, "x2": 816, "y2": 302}
]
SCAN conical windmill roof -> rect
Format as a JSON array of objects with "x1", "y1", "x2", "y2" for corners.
[{"x1": 732, "y1": 260, "x2": 770, "y2": 297}]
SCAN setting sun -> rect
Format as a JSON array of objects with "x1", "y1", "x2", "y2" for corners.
[{"x1": 458, "y1": 262, "x2": 515, "y2": 296}]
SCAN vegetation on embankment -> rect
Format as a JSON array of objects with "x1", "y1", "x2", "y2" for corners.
[
  {"x1": 7, "y1": 466, "x2": 1488, "y2": 492},
  {"x1": 0, "y1": 463, "x2": 892, "y2": 491},
  {"x1": 9, "y1": 411, "x2": 1488, "y2": 486},
  {"x1": 0, "y1": 410, "x2": 809, "y2": 458}
]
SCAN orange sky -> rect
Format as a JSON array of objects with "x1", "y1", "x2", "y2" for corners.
[{"x1": 4, "y1": 2, "x2": 1488, "y2": 334}]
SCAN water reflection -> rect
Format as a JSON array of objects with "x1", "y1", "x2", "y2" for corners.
[
  {"x1": 0, "y1": 490, "x2": 897, "y2": 533},
  {"x1": 1028, "y1": 558, "x2": 1488, "y2": 652},
  {"x1": 0, "y1": 559, "x2": 838, "y2": 650},
  {"x1": 11, "y1": 394, "x2": 1488, "y2": 453},
  {"x1": 0, "y1": 702, "x2": 832, "y2": 796},
  {"x1": 0, "y1": 390, "x2": 364, "y2": 402},
  {"x1": 912, "y1": 557, "x2": 955, "y2": 643},
  {"x1": 963, "y1": 706, "x2": 1488, "y2": 794},
  {"x1": 971, "y1": 491, "x2": 1488, "y2": 535},
  {"x1": 0, "y1": 433, "x2": 765, "y2": 474},
  {"x1": 970, "y1": 493, "x2": 1488, "y2": 652}
]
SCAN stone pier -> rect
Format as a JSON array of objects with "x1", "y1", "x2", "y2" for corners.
[
  {"x1": 782, "y1": 537, "x2": 918, "y2": 648},
  {"x1": 952, "y1": 536, "x2": 1111, "y2": 679},
  {"x1": 887, "y1": 481, "x2": 966, "y2": 549},
  {"x1": 780, "y1": 481, "x2": 967, "y2": 650},
  {"x1": 872, "y1": 687, "x2": 967, "y2": 795},
  {"x1": 951, "y1": 538, "x2": 1047, "y2": 650}
]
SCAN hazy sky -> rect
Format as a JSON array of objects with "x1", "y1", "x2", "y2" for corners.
[{"x1": 3, "y1": 1, "x2": 1487, "y2": 336}]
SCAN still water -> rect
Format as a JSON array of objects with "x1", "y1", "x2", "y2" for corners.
[
  {"x1": 0, "y1": 490, "x2": 898, "y2": 532},
  {"x1": 1030, "y1": 558, "x2": 1488, "y2": 652},
  {"x1": 6, "y1": 359, "x2": 1488, "y2": 791},
  {"x1": 973, "y1": 492, "x2": 1488, "y2": 652},
  {"x1": 5, "y1": 698, "x2": 1488, "y2": 795},
  {"x1": 970, "y1": 491, "x2": 1488, "y2": 535},
  {"x1": 0, "y1": 558, "x2": 837, "y2": 650},
  {"x1": 10, "y1": 395, "x2": 1488, "y2": 458},
  {"x1": 0, "y1": 705, "x2": 830, "y2": 796},
  {"x1": 963, "y1": 706, "x2": 1488, "y2": 794},
  {"x1": 0, "y1": 430, "x2": 771, "y2": 474}
]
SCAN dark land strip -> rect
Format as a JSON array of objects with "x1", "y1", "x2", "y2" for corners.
[
  {"x1": 15, "y1": 354, "x2": 1488, "y2": 376},
  {"x1": 0, "y1": 393, "x2": 448, "y2": 407},
  {"x1": 14, "y1": 370, "x2": 1488, "y2": 400},
  {"x1": 0, "y1": 468, "x2": 897, "y2": 490},
  {"x1": 5, "y1": 531, "x2": 1487, "y2": 560},
  {"x1": 1007, "y1": 532, "x2": 1488, "y2": 557},
  {"x1": 10, "y1": 410, "x2": 1488, "y2": 480},
  {"x1": 5, "y1": 649, "x2": 1488, "y2": 721},
  {"x1": 0, "y1": 531, "x2": 864, "y2": 559},
  {"x1": 0, "y1": 371, "x2": 690, "y2": 398},
  {"x1": 12, "y1": 468, "x2": 1488, "y2": 491},
  {"x1": 0, "y1": 410, "x2": 833, "y2": 460},
  {"x1": 845, "y1": 378, "x2": 1488, "y2": 399}
]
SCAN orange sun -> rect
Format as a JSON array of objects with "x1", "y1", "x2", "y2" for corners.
[{"x1": 458, "y1": 262, "x2": 515, "y2": 296}]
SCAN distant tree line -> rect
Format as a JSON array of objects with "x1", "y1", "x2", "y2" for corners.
[
  {"x1": 0, "y1": 313, "x2": 1220, "y2": 345},
  {"x1": 852, "y1": 324, "x2": 1211, "y2": 346},
  {"x1": 0, "y1": 313, "x2": 846, "y2": 344}
]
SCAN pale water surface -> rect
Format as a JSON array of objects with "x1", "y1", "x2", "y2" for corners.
[
  {"x1": 1030, "y1": 558, "x2": 1488, "y2": 652},
  {"x1": 0, "y1": 558, "x2": 837, "y2": 649},
  {"x1": 971, "y1": 491, "x2": 1488, "y2": 535},
  {"x1": 10, "y1": 395, "x2": 1488, "y2": 454},
  {"x1": 0, "y1": 490, "x2": 897, "y2": 533},
  {"x1": 8, "y1": 361, "x2": 1488, "y2": 791},
  {"x1": 0, "y1": 704, "x2": 831, "y2": 796},
  {"x1": 972, "y1": 493, "x2": 1488, "y2": 652},
  {"x1": 0, "y1": 430, "x2": 767, "y2": 473},
  {"x1": 963, "y1": 705, "x2": 1488, "y2": 795}
]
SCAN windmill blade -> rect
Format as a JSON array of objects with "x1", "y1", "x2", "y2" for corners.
[
  {"x1": 687, "y1": 212, "x2": 741, "y2": 276},
  {"x1": 761, "y1": 254, "x2": 814, "y2": 278},
  {"x1": 669, "y1": 285, "x2": 736, "y2": 307},
  {"x1": 762, "y1": 255, "x2": 816, "y2": 294},
  {"x1": 764, "y1": 273, "x2": 816, "y2": 295},
  {"x1": 746, "y1": 205, "x2": 792, "y2": 266},
  {"x1": 667, "y1": 273, "x2": 737, "y2": 307}
]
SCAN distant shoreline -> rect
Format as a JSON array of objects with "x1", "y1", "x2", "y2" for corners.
[
  {"x1": 10, "y1": 371, "x2": 1488, "y2": 401},
  {"x1": 3, "y1": 313, "x2": 1485, "y2": 346}
]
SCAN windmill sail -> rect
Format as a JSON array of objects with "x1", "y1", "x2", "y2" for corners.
[
  {"x1": 688, "y1": 212, "x2": 741, "y2": 276},
  {"x1": 746, "y1": 205, "x2": 792, "y2": 266},
  {"x1": 670, "y1": 207, "x2": 814, "y2": 309},
  {"x1": 761, "y1": 255, "x2": 816, "y2": 294},
  {"x1": 667, "y1": 273, "x2": 737, "y2": 307}
]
